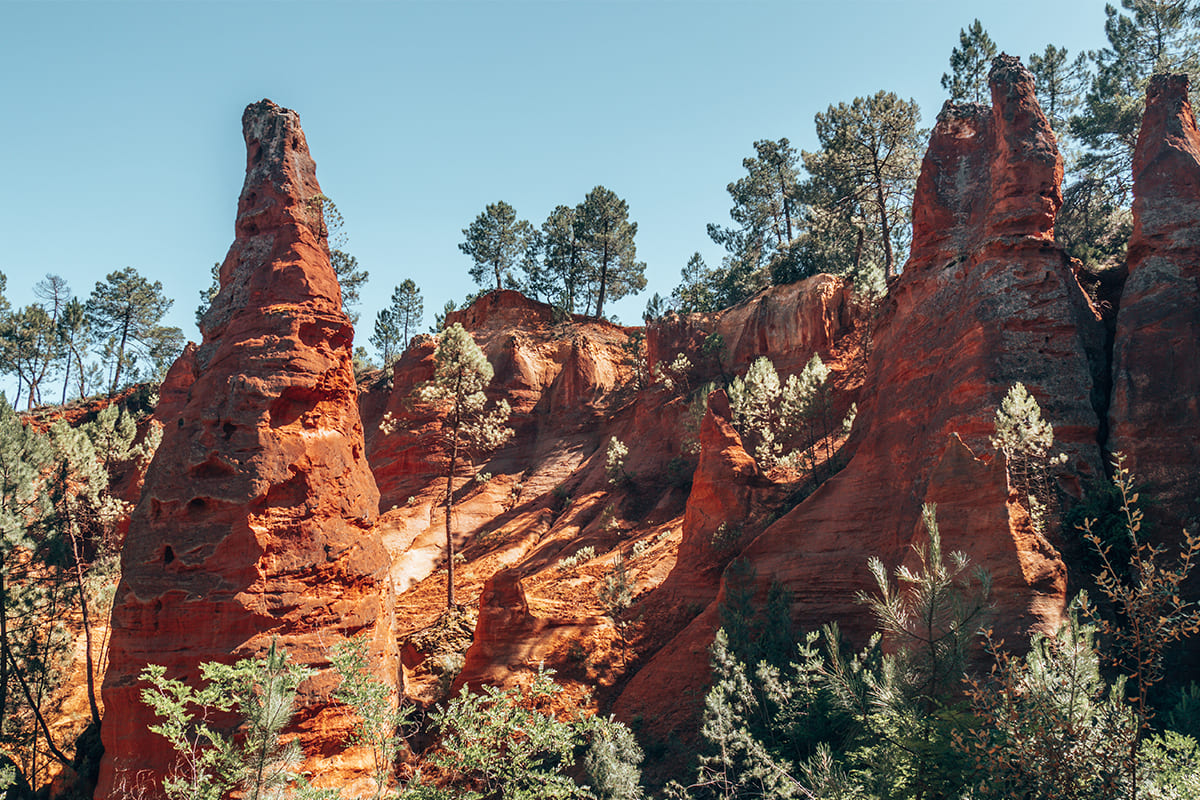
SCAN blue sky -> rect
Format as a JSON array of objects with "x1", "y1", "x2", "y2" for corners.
[{"x1": 2, "y1": 0, "x2": 1113, "y2": 373}]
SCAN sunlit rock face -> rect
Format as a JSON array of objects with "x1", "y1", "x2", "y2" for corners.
[
  {"x1": 616, "y1": 55, "x2": 1106, "y2": 738},
  {"x1": 97, "y1": 99, "x2": 396, "y2": 798},
  {"x1": 1109, "y1": 73, "x2": 1200, "y2": 543}
]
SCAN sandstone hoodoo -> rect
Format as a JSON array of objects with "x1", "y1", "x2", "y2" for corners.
[
  {"x1": 616, "y1": 55, "x2": 1103, "y2": 732},
  {"x1": 1108, "y1": 73, "x2": 1200, "y2": 543},
  {"x1": 97, "y1": 100, "x2": 397, "y2": 796}
]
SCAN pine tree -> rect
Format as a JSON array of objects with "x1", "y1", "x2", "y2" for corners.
[
  {"x1": 576, "y1": 186, "x2": 647, "y2": 319},
  {"x1": 707, "y1": 139, "x2": 803, "y2": 304},
  {"x1": 1073, "y1": 0, "x2": 1200, "y2": 200},
  {"x1": 331, "y1": 635, "x2": 413, "y2": 800},
  {"x1": 727, "y1": 355, "x2": 835, "y2": 478},
  {"x1": 963, "y1": 603, "x2": 1132, "y2": 799},
  {"x1": 672, "y1": 252, "x2": 719, "y2": 314},
  {"x1": 416, "y1": 323, "x2": 512, "y2": 608},
  {"x1": 85, "y1": 267, "x2": 181, "y2": 393},
  {"x1": 459, "y1": 201, "x2": 533, "y2": 293},
  {"x1": 371, "y1": 280, "x2": 424, "y2": 366},
  {"x1": 942, "y1": 19, "x2": 999, "y2": 103},
  {"x1": 315, "y1": 195, "x2": 369, "y2": 323},
  {"x1": 0, "y1": 401, "x2": 60, "y2": 786},
  {"x1": 56, "y1": 298, "x2": 89, "y2": 405},
  {"x1": 408, "y1": 666, "x2": 640, "y2": 800},
  {"x1": 802, "y1": 91, "x2": 923, "y2": 282},
  {"x1": 140, "y1": 641, "x2": 316, "y2": 800},
  {"x1": 1028, "y1": 44, "x2": 1090, "y2": 134},
  {"x1": 195, "y1": 262, "x2": 220, "y2": 329},
  {"x1": 0, "y1": 305, "x2": 60, "y2": 410},
  {"x1": 539, "y1": 205, "x2": 590, "y2": 315}
]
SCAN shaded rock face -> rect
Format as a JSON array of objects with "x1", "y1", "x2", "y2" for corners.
[
  {"x1": 646, "y1": 273, "x2": 858, "y2": 385},
  {"x1": 98, "y1": 100, "x2": 396, "y2": 797},
  {"x1": 355, "y1": 277, "x2": 861, "y2": 711},
  {"x1": 363, "y1": 291, "x2": 632, "y2": 513},
  {"x1": 670, "y1": 390, "x2": 772, "y2": 599},
  {"x1": 1109, "y1": 73, "x2": 1200, "y2": 540},
  {"x1": 616, "y1": 56, "x2": 1101, "y2": 735},
  {"x1": 613, "y1": 390, "x2": 776, "y2": 733}
]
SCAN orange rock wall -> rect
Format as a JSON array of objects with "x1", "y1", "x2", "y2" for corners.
[
  {"x1": 615, "y1": 55, "x2": 1102, "y2": 734},
  {"x1": 1109, "y1": 73, "x2": 1200, "y2": 541}
]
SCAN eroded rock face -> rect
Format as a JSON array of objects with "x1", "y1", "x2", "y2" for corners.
[
  {"x1": 671, "y1": 390, "x2": 772, "y2": 597},
  {"x1": 646, "y1": 274, "x2": 858, "y2": 385},
  {"x1": 1109, "y1": 73, "x2": 1200, "y2": 540},
  {"x1": 616, "y1": 56, "x2": 1100, "y2": 735},
  {"x1": 97, "y1": 100, "x2": 396, "y2": 797},
  {"x1": 775, "y1": 54, "x2": 1100, "y2": 638}
]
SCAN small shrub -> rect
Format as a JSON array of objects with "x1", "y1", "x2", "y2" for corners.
[
  {"x1": 666, "y1": 455, "x2": 693, "y2": 488},
  {"x1": 710, "y1": 522, "x2": 744, "y2": 551},
  {"x1": 332, "y1": 635, "x2": 414, "y2": 800},
  {"x1": 409, "y1": 666, "x2": 642, "y2": 799},
  {"x1": 605, "y1": 437, "x2": 631, "y2": 486},
  {"x1": 552, "y1": 484, "x2": 572, "y2": 512},
  {"x1": 566, "y1": 640, "x2": 587, "y2": 663},
  {"x1": 1166, "y1": 682, "x2": 1200, "y2": 739},
  {"x1": 653, "y1": 353, "x2": 693, "y2": 394},
  {"x1": 557, "y1": 545, "x2": 596, "y2": 573},
  {"x1": 600, "y1": 554, "x2": 633, "y2": 617},
  {"x1": 433, "y1": 652, "x2": 466, "y2": 697},
  {"x1": 991, "y1": 382, "x2": 1068, "y2": 530}
]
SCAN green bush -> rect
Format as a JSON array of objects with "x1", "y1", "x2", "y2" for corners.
[{"x1": 401, "y1": 666, "x2": 641, "y2": 800}]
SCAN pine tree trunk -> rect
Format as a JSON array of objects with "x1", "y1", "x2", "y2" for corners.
[
  {"x1": 1, "y1": 570, "x2": 8, "y2": 726},
  {"x1": 874, "y1": 161, "x2": 895, "y2": 279},
  {"x1": 111, "y1": 313, "x2": 131, "y2": 394},
  {"x1": 445, "y1": 437, "x2": 459, "y2": 610},
  {"x1": 69, "y1": 526, "x2": 101, "y2": 726}
]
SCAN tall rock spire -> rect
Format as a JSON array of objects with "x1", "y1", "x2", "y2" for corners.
[
  {"x1": 1109, "y1": 73, "x2": 1200, "y2": 542},
  {"x1": 97, "y1": 100, "x2": 396, "y2": 797},
  {"x1": 616, "y1": 56, "x2": 1105, "y2": 734}
]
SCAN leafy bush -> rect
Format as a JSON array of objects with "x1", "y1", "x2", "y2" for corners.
[
  {"x1": 139, "y1": 640, "x2": 328, "y2": 800},
  {"x1": 331, "y1": 635, "x2": 414, "y2": 800},
  {"x1": 402, "y1": 666, "x2": 641, "y2": 800}
]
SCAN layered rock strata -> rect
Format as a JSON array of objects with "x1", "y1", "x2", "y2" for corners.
[
  {"x1": 617, "y1": 55, "x2": 1102, "y2": 734},
  {"x1": 1108, "y1": 73, "x2": 1200, "y2": 540},
  {"x1": 98, "y1": 100, "x2": 396, "y2": 796}
]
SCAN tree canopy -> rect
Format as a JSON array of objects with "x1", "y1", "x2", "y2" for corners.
[
  {"x1": 803, "y1": 91, "x2": 923, "y2": 284},
  {"x1": 460, "y1": 201, "x2": 534, "y2": 293},
  {"x1": 942, "y1": 19, "x2": 998, "y2": 103},
  {"x1": 576, "y1": 186, "x2": 647, "y2": 319},
  {"x1": 85, "y1": 267, "x2": 182, "y2": 394}
]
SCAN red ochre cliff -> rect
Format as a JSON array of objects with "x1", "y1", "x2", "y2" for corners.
[
  {"x1": 79, "y1": 56, "x2": 1200, "y2": 794},
  {"x1": 97, "y1": 100, "x2": 396, "y2": 797},
  {"x1": 613, "y1": 55, "x2": 1105, "y2": 734}
]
